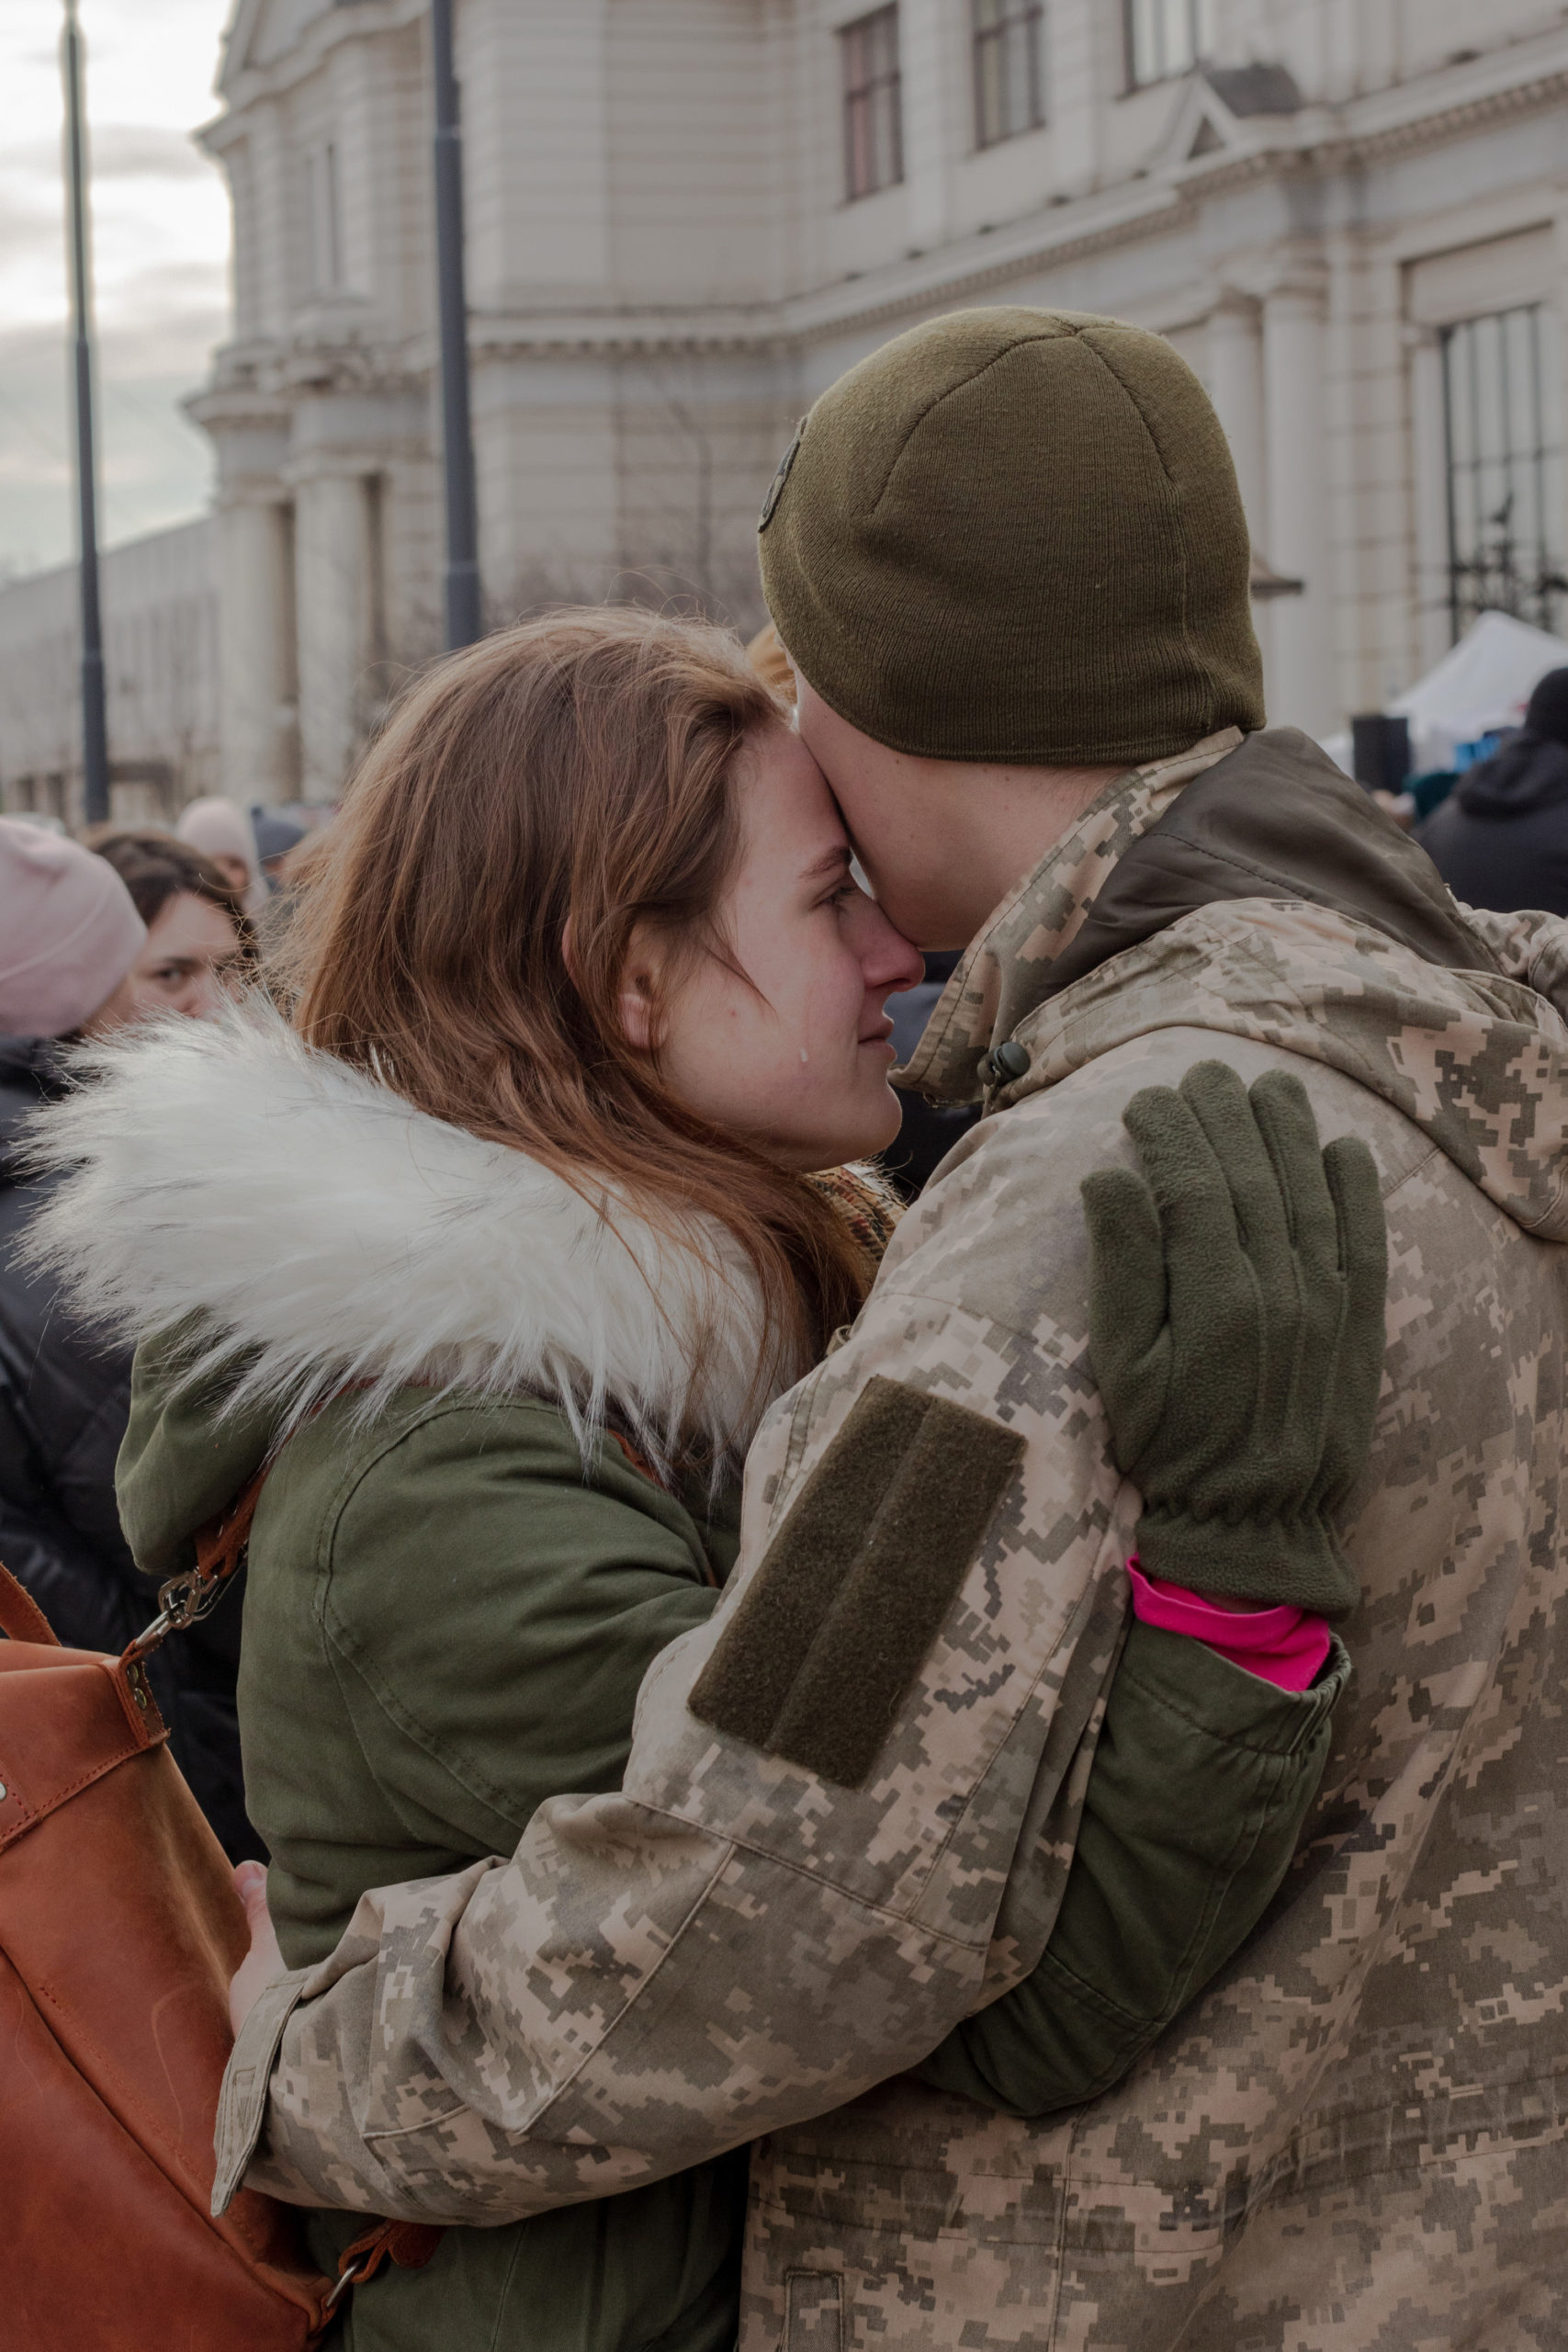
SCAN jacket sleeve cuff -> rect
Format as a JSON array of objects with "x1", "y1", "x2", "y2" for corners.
[{"x1": 211, "y1": 1966, "x2": 312, "y2": 2216}]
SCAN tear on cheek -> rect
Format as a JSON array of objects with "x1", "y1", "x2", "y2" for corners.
[{"x1": 799, "y1": 1048, "x2": 809, "y2": 1064}]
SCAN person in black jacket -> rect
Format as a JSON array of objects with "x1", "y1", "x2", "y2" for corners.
[
  {"x1": 0, "y1": 819, "x2": 263, "y2": 1860},
  {"x1": 1420, "y1": 666, "x2": 1568, "y2": 916}
]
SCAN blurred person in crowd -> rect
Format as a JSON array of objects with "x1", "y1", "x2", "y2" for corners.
[
  {"x1": 36, "y1": 610, "x2": 1370, "y2": 2348},
  {"x1": 177, "y1": 795, "x2": 268, "y2": 917},
  {"x1": 254, "y1": 821, "x2": 335, "y2": 973},
  {"x1": 251, "y1": 808, "x2": 307, "y2": 885},
  {"x1": 0, "y1": 818, "x2": 262, "y2": 1861},
  {"x1": 85, "y1": 827, "x2": 254, "y2": 1013},
  {"x1": 1420, "y1": 666, "x2": 1568, "y2": 915}
]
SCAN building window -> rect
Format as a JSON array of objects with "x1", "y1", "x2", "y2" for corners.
[
  {"x1": 1443, "y1": 304, "x2": 1567, "y2": 638},
  {"x1": 1126, "y1": 0, "x2": 1215, "y2": 89},
  {"x1": 973, "y1": 1, "x2": 1045, "y2": 147},
  {"x1": 308, "y1": 141, "x2": 342, "y2": 292},
  {"x1": 841, "y1": 6, "x2": 903, "y2": 201}
]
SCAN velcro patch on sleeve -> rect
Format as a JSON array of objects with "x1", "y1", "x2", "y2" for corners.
[{"x1": 689, "y1": 1374, "x2": 1023, "y2": 1789}]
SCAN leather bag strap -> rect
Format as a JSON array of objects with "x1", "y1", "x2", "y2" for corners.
[
  {"x1": 194, "y1": 1470, "x2": 267, "y2": 1588},
  {"x1": 0, "y1": 1480, "x2": 265, "y2": 1664},
  {"x1": 126, "y1": 1384, "x2": 383, "y2": 1670},
  {"x1": 121, "y1": 1466, "x2": 269, "y2": 1668},
  {"x1": 0, "y1": 1562, "x2": 63, "y2": 1648}
]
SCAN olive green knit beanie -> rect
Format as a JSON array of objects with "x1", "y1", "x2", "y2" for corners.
[{"x1": 759, "y1": 307, "x2": 1264, "y2": 767}]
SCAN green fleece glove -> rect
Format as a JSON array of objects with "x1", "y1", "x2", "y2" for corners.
[{"x1": 1082, "y1": 1060, "x2": 1387, "y2": 1617}]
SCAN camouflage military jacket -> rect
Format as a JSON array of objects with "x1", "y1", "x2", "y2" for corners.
[{"x1": 217, "y1": 729, "x2": 1568, "y2": 2349}]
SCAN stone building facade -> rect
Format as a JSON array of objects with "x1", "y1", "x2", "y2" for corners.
[
  {"x1": 65, "y1": 2, "x2": 1568, "y2": 802},
  {"x1": 0, "y1": 518, "x2": 219, "y2": 828}
]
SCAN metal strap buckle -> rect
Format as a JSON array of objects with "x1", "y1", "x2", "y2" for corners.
[
  {"x1": 122, "y1": 1566, "x2": 230, "y2": 1666},
  {"x1": 154, "y1": 1566, "x2": 227, "y2": 1631},
  {"x1": 323, "y1": 2252, "x2": 373, "y2": 2311}
]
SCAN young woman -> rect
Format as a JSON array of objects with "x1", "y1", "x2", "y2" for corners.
[
  {"x1": 33, "y1": 611, "x2": 1368, "y2": 2349},
  {"x1": 84, "y1": 827, "x2": 252, "y2": 1022}
]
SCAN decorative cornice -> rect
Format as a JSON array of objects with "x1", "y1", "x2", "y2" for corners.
[
  {"x1": 460, "y1": 178, "x2": 1194, "y2": 359},
  {"x1": 184, "y1": 380, "x2": 291, "y2": 434},
  {"x1": 1338, "y1": 59, "x2": 1568, "y2": 166},
  {"x1": 276, "y1": 341, "x2": 423, "y2": 396},
  {"x1": 1163, "y1": 54, "x2": 1568, "y2": 205},
  {"x1": 194, "y1": 330, "x2": 429, "y2": 406}
]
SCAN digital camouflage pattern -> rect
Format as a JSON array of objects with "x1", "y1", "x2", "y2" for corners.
[
  {"x1": 897, "y1": 731, "x2": 1242, "y2": 1091},
  {"x1": 216, "y1": 739, "x2": 1568, "y2": 2349}
]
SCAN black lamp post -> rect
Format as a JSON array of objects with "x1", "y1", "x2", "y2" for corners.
[
  {"x1": 62, "y1": 0, "x2": 109, "y2": 822},
  {"x1": 430, "y1": 0, "x2": 480, "y2": 650}
]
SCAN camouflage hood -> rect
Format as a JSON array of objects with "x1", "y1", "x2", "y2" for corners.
[{"x1": 901, "y1": 724, "x2": 1568, "y2": 1242}]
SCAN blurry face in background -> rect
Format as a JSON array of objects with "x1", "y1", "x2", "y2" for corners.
[
  {"x1": 207, "y1": 852, "x2": 253, "y2": 898},
  {"x1": 85, "y1": 891, "x2": 243, "y2": 1033},
  {"x1": 623, "y1": 724, "x2": 924, "y2": 1171}
]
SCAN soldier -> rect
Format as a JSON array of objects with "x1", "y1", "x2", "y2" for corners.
[{"x1": 137, "y1": 314, "x2": 1568, "y2": 2343}]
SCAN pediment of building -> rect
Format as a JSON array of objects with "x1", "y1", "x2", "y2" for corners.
[
  {"x1": 1154, "y1": 61, "x2": 1307, "y2": 177},
  {"x1": 220, "y1": 0, "x2": 342, "y2": 85}
]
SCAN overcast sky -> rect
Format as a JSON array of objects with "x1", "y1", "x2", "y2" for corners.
[{"x1": 0, "y1": 0, "x2": 232, "y2": 581}]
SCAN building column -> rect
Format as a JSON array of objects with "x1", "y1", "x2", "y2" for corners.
[
  {"x1": 1207, "y1": 294, "x2": 1267, "y2": 548},
  {"x1": 217, "y1": 496, "x2": 297, "y2": 805},
  {"x1": 290, "y1": 463, "x2": 373, "y2": 797},
  {"x1": 1407, "y1": 325, "x2": 1451, "y2": 673},
  {"x1": 1263, "y1": 278, "x2": 1333, "y2": 739}
]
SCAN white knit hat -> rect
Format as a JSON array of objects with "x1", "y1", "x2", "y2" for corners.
[
  {"x1": 0, "y1": 820, "x2": 146, "y2": 1038},
  {"x1": 176, "y1": 797, "x2": 268, "y2": 917}
]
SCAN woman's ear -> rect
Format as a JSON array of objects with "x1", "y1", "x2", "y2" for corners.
[{"x1": 616, "y1": 922, "x2": 664, "y2": 1057}]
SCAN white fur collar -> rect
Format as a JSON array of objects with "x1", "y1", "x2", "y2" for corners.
[{"x1": 23, "y1": 1001, "x2": 780, "y2": 1463}]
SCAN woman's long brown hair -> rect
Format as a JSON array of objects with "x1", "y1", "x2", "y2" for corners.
[{"x1": 284, "y1": 606, "x2": 877, "y2": 1459}]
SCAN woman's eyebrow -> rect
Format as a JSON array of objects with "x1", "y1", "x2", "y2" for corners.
[{"x1": 799, "y1": 846, "x2": 852, "y2": 882}]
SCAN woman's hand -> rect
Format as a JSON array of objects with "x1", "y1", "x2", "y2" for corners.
[{"x1": 230, "y1": 1859, "x2": 286, "y2": 2039}]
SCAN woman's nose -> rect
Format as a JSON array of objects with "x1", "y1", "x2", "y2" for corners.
[{"x1": 869, "y1": 919, "x2": 925, "y2": 996}]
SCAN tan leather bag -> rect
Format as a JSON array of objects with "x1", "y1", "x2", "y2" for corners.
[{"x1": 0, "y1": 1484, "x2": 436, "y2": 2346}]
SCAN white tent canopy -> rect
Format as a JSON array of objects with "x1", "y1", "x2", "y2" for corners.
[{"x1": 1389, "y1": 610, "x2": 1568, "y2": 772}]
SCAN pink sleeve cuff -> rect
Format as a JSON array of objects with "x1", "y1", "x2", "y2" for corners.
[{"x1": 1127, "y1": 1561, "x2": 1333, "y2": 1691}]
